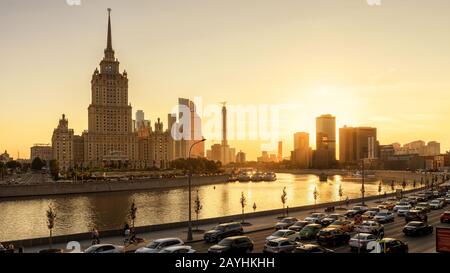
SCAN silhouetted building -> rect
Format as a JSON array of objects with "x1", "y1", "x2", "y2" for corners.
[
  {"x1": 315, "y1": 114, "x2": 336, "y2": 168},
  {"x1": 291, "y1": 132, "x2": 311, "y2": 169}
]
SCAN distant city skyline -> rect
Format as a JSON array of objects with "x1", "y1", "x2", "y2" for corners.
[{"x1": 3, "y1": 0, "x2": 450, "y2": 160}]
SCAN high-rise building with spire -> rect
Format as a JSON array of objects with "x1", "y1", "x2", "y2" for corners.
[{"x1": 82, "y1": 9, "x2": 139, "y2": 168}]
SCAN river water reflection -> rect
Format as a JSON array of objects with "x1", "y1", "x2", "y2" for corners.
[{"x1": 0, "y1": 173, "x2": 414, "y2": 241}]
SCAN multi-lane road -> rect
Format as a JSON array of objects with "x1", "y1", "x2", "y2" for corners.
[{"x1": 189, "y1": 197, "x2": 449, "y2": 253}]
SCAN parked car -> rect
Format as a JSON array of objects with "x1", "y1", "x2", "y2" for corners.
[
  {"x1": 354, "y1": 221, "x2": 384, "y2": 237},
  {"x1": 320, "y1": 214, "x2": 344, "y2": 227},
  {"x1": 304, "y1": 213, "x2": 327, "y2": 224},
  {"x1": 292, "y1": 244, "x2": 335, "y2": 253},
  {"x1": 377, "y1": 238, "x2": 409, "y2": 253},
  {"x1": 208, "y1": 236, "x2": 254, "y2": 254},
  {"x1": 437, "y1": 197, "x2": 447, "y2": 207},
  {"x1": 378, "y1": 202, "x2": 395, "y2": 210},
  {"x1": 352, "y1": 205, "x2": 369, "y2": 214},
  {"x1": 441, "y1": 211, "x2": 450, "y2": 223},
  {"x1": 367, "y1": 207, "x2": 381, "y2": 214},
  {"x1": 158, "y1": 246, "x2": 196, "y2": 253},
  {"x1": 84, "y1": 244, "x2": 124, "y2": 253},
  {"x1": 396, "y1": 205, "x2": 412, "y2": 217},
  {"x1": 266, "y1": 229, "x2": 300, "y2": 242},
  {"x1": 203, "y1": 222, "x2": 243, "y2": 243},
  {"x1": 394, "y1": 202, "x2": 411, "y2": 212},
  {"x1": 402, "y1": 221, "x2": 433, "y2": 237},
  {"x1": 135, "y1": 238, "x2": 184, "y2": 253},
  {"x1": 316, "y1": 227, "x2": 350, "y2": 247},
  {"x1": 275, "y1": 217, "x2": 298, "y2": 230},
  {"x1": 349, "y1": 233, "x2": 378, "y2": 252},
  {"x1": 328, "y1": 220, "x2": 354, "y2": 232},
  {"x1": 288, "y1": 221, "x2": 309, "y2": 232},
  {"x1": 362, "y1": 211, "x2": 377, "y2": 220},
  {"x1": 263, "y1": 238, "x2": 299, "y2": 253},
  {"x1": 414, "y1": 202, "x2": 431, "y2": 213},
  {"x1": 429, "y1": 199, "x2": 444, "y2": 210},
  {"x1": 405, "y1": 209, "x2": 428, "y2": 223},
  {"x1": 373, "y1": 211, "x2": 395, "y2": 223},
  {"x1": 344, "y1": 209, "x2": 360, "y2": 218},
  {"x1": 299, "y1": 224, "x2": 322, "y2": 240}
]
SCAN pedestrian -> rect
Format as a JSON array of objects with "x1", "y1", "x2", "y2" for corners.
[
  {"x1": 91, "y1": 228, "x2": 100, "y2": 245},
  {"x1": 123, "y1": 223, "x2": 130, "y2": 237}
]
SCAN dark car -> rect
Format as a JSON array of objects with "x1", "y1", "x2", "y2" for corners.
[
  {"x1": 298, "y1": 224, "x2": 322, "y2": 240},
  {"x1": 203, "y1": 222, "x2": 244, "y2": 243},
  {"x1": 320, "y1": 214, "x2": 344, "y2": 227},
  {"x1": 345, "y1": 210, "x2": 361, "y2": 218},
  {"x1": 402, "y1": 221, "x2": 433, "y2": 237},
  {"x1": 288, "y1": 221, "x2": 309, "y2": 232},
  {"x1": 441, "y1": 211, "x2": 450, "y2": 223},
  {"x1": 378, "y1": 238, "x2": 408, "y2": 253},
  {"x1": 208, "y1": 236, "x2": 254, "y2": 254},
  {"x1": 292, "y1": 244, "x2": 335, "y2": 253},
  {"x1": 316, "y1": 227, "x2": 351, "y2": 247},
  {"x1": 405, "y1": 210, "x2": 428, "y2": 223}
]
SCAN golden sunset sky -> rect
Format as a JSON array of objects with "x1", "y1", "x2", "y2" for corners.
[{"x1": 1, "y1": 0, "x2": 450, "y2": 160}]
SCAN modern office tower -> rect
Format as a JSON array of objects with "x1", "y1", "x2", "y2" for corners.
[
  {"x1": 236, "y1": 151, "x2": 246, "y2": 163},
  {"x1": 339, "y1": 126, "x2": 377, "y2": 164},
  {"x1": 315, "y1": 114, "x2": 336, "y2": 168},
  {"x1": 291, "y1": 132, "x2": 311, "y2": 169},
  {"x1": 277, "y1": 141, "x2": 283, "y2": 162},
  {"x1": 177, "y1": 98, "x2": 204, "y2": 158}
]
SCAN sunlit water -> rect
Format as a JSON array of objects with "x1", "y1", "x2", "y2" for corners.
[{"x1": 0, "y1": 173, "x2": 414, "y2": 241}]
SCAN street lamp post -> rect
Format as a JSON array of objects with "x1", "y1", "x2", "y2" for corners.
[
  {"x1": 187, "y1": 138, "x2": 206, "y2": 242},
  {"x1": 361, "y1": 160, "x2": 365, "y2": 206}
]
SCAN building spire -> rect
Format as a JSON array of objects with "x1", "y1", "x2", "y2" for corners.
[
  {"x1": 107, "y1": 8, "x2": 112, "y2": 50},
  {"x1": 104, "y1": 8, "x2": 115, "y2": 60}
]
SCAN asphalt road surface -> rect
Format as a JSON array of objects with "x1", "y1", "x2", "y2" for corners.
[{"x1": 189, "y1": 203, "x2": 449, "y2": 253}]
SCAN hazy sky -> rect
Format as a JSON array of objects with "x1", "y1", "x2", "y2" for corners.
[{"x1": 2, "y1": 0, "x2": 450, "y2": 160}]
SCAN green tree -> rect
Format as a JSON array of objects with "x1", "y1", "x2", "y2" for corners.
[
  {"x1": 31, "y1": 157, "x2": 46, "y2": 171},
  {"x1": 402, "y1": 179, "x2": 407, "y2": 190},
  {"x1": 413, "y1": 180, "x2": 417, "y2": 189},
  {"x1": 378, "y1": 181, "x2": 382, "y2": 198},
  {"x1": 49, "y1": 160, "x2": 59, "y2": 181},
  {"x1": 6, "y1": 160, "x2": 21, "y2": 170},
  {"x1": 338, "y1": 184, "x2": 343, "y2": 205},
  {"x1": 390, "y1": 180, "x2": 395, "y2": 193},
  {"x1": 46, "y1": 204, "x2": 56, "y2": 250},
  {"x1": 194, "y1": 191, "x2": 203, "y2": 230},
  {"x1": 240, "y1": 191, "x2": 247, "y2": 223}
]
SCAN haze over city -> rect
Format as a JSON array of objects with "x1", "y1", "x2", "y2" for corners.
[{"x1": 2, "y1": 0, "x2": 450, "y2": 160}]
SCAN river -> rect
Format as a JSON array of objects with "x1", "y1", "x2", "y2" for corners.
[{"x1": 0, "y1": 173, "x2": 415, "y2": 241}]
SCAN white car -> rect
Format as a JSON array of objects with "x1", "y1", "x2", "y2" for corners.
[
  {"x1": 84, "y1": 244, "x2": 124, "y2": 253},
  {"x1": 304, "y1": 213, "x2": 327, "y2": 224},
  {"x1": 396, "y1": 205, "x2": 412, "y2": 216},
  {"x1": 373, "y1": 211, "x2": 395, "y2": 223},
  {"x1": 349, "y1": 233, "x2": 378, "y2": 252},
  {"x1": 135, "y1": 238, "x2": 184, "y2": 253},
  {"x1": 430, "y1": 200, "x2": 444, "y2": 210},
  {"x1": 158, "y1": 245, "x2": 196, "y2": 253},
  {"x1": 393, "y1": 202, "x2": 410, "y2": 212},
  {"x1": 265, "y1": 229, "x2": 299, "y2": 242},
  {"x1": 354, "y1": 221, "x2": 384, "y2": 236}
]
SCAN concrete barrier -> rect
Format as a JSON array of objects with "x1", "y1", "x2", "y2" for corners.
[{"x1": 0, "y1": 175, "x2": 228, "y2": 199}]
